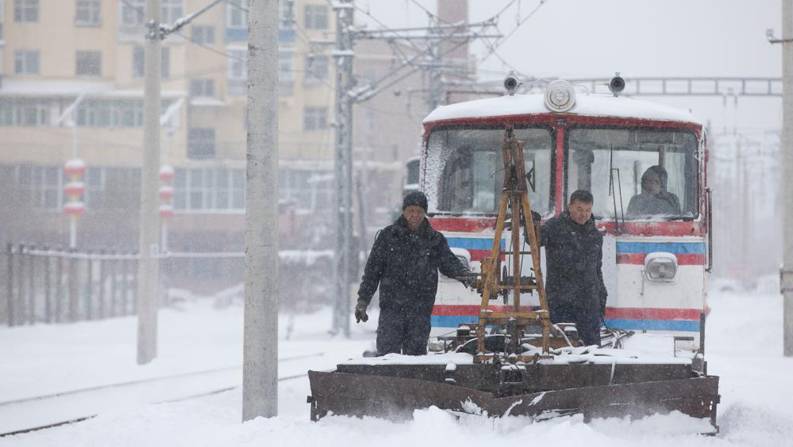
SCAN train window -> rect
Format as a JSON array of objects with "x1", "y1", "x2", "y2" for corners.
[
  {"x1": 567, "y1": 128, "x2": 698, "y2": 220},
  {"x1": 424, "y1": 127, "x2": 553, "y2": 215}
]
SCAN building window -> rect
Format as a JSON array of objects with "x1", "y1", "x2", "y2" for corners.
[
  {"x1": 227, "y1": 48, "x2": 247, "y2": 96},
  {"x1": 14, "y1": 0, "x2": 37, "y2": 22},
  {"x1": 190, "y1": 79, "x2": 215, "y2": 97},
  {"x1": 279, "y1": 51, "x2": 293, "y2": 82},
  {"x1": 75, "y1": 0, "x2": 100, "y2": 26},
  {"x1": 279, "y1": 51, "x2": 293, "y2": 95},
  {"x1": 161, "y1": 0, "x2": 182, "y2": 25},
  {"x1": 133, "y1": 46, "x2": 171, "y2": 79},
  {"x1": 161, "y1": 47, "x2": 171, "y2": 78},
  {"x1": 84, "y1": 167, "x2": 105, "y2": 208},
  {"x1": 226, "y1": 0, "x2": 247, "y2": 29},
  {"x1": 280, "y1": 168, "x2": 332, "y2": 207},
  {"x1": 303, "y1": 107, "x2": 327, "y2": 131},
  {"x1": 16, "y1": 165, "x2": 63, "y2": 210},
  {"x1": 120, "y1": 0, "x2": 143, "y2": 26},
  {"x1": 0, "y1": 99, "x2": 50, "y2": 126},
  {"x1": 304, "y1": 55, "x2": 328, "y2": 83},
  {"x1": 304, "y1": 4, "x2": 327, "y2": 30},
  {"x1": 191, "y1": 25, "x2": 214, "y2": 44},
  {"x1": 14, "y1": 50, "x2": 39, "y2": 74},
  {"x1": 0, "y1": 0, "x2": 6, "y2": 42},
  {"x1": 121, "y1": 0, "x2": 181, "y2": 27},
  {"x1": 174, "y1": 168, "x2": 245, "y2": 211},
  {"x1": 75, "y1": 50, "x2": 101, "y2": 76},
  {"x1": 133, "y1": 46, "x2": 144, "y2": 77},
  {"x1": 188, "y1": 128, "x2": 216, "y2": 159},
  {"x1": 76, "y1": 100, "x2": 143, "y2": 128}
]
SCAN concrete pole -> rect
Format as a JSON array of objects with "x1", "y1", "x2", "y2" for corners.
[
  {"x1": 782, "y1": 0, "x2": 793, "y2": 357},
  {"x1": 242, "y1": 0, "x2": 279, "y2": 420},
  {"x1": 136, "y1": 0, "x2": 161, "y2": 365},
  {"x1": 332, "y1": 1, "x2": 354, "y2": 336}
]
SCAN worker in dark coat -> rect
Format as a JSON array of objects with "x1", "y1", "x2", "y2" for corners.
[
  {"x1": 354, "y1": 191, "x2": 471, "y2": 355},
  {"x1": 541, "y1": 190, "x2": 607, "y2": 346}
]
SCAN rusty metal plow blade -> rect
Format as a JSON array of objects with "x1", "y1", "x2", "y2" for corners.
[{"x1": 307, "y1": 370, "x2": 719, "y2": 432}]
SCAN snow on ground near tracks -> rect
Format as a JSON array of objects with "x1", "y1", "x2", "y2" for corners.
[{"x1": 2, "y1": 289, "x2": 793, "y2": 446}]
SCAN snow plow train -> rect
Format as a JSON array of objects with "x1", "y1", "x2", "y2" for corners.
[{"x1": 308, "y1": 75, "x2": 720, "y2": 430}]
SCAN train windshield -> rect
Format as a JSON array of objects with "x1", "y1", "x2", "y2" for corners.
[
  {"x1": 424, "y1": 126, "x2": 553, "y2": 215},
  {"x1": 567, "y1": 127, "x2": 698, "y2": 220}
]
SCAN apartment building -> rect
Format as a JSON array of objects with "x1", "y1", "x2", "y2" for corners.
[{"x1": 0, "y1": 0, "x2": 418, "y2": 245}]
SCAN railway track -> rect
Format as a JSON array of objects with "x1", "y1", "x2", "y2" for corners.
[{"x1": 0, "y1": 353, "x2": 323, "y2": 438}]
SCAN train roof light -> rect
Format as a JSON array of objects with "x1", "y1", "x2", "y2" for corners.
[
  {"x1": 609, "y1": 73, "x2": 626, "y2": 97},
  {"x1": 544, "y1": 80, "x2": 576, "y2": 113},
  {"x1": 504, "y1": 75, "x2": 520, "y2": 96}
]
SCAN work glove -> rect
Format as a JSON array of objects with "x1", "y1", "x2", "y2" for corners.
[
  {"x1": 457, "y1": 273, "x2": 478, "y2": 289},
  {"x1": 354, "y1": 299, "x2": 369, "y2": 323}
]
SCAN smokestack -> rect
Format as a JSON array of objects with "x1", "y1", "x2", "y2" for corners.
[{"x1": 437, "y1": 0, "x2": 469, "y2": 70}]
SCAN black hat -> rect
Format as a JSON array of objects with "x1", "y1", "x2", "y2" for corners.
[{"x1": 402, "y1": 191, "x2": 428, "y2": 212}]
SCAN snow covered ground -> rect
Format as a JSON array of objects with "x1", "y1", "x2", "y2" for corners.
[{"x1": 1, "y1": 287, "x2": 792, "y2": 446}]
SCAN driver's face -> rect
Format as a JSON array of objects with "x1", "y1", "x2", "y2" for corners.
[
  {"x1": 644, "y1": 173, "x2": 662, "y2": 194},
  {"x1": 569, "y1": 200, "x2": 593, "y2": 225}
]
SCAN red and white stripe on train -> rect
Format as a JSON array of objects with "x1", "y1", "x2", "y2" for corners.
[{"x1": 419, "y1": 76, "x2": 711, "y2": 339}]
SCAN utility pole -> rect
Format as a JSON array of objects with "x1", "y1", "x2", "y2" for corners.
[
  {"x1": 781, "y1": 0, "x2": 793, "y2": 356},
  {"x1": 135, "y1": 0, "x2": 225, "y2": 365},
  {"x1": 137, "y1": 0, "x2": 162, "y2": 365},
  {"x1": 243, "y1": 0, "x2": 280, "y2": 420},
  {"x1": 331, "y1": 0, "x2": 355, "y2": 337}
]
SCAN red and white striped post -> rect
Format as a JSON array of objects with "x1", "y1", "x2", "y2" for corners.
[
  {"x1": 63, "y1": 159, "x2": 86, "y2": 248},
  {"x1": 159, "y1": 165, "x2": 175, "y2": 252}
]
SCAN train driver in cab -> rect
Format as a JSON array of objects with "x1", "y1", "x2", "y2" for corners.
[{"x1": 626, "y1": 165, "x2": 681, "y2": 217}]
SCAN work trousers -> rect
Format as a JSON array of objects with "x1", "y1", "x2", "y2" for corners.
[
  {"x1": 550, "y1": 301, "x2": 602, "y2": 347},
  {"x1": 376, "y1": 301, "x2": 432, "y2": 355}
]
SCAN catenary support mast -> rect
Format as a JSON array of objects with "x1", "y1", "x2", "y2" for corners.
[
  {"x1": 782, "y1": 0, "x2": 793, "y2": 357},
  {"x1": 243, "y1": 0, "x2": 280, "y2": 419},
  {"x1": 137, "y1": 0, "x2": 162, "y2": 365},
  {"x1": 332, "y1": 0, "x2": 355, "y2": 337}
]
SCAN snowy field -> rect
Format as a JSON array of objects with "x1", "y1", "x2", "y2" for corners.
[{"x1": 1, "y1": 286, "x2": 792, "y2": 447}]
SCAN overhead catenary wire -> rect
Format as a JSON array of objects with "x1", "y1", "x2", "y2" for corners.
[{"x1": 476, "y1": 0, "x2": 549, "y2": 70}]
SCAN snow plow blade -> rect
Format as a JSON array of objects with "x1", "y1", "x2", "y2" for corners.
[{"x1": 307, "y1": 366, "x2": 719, "y2": 429}]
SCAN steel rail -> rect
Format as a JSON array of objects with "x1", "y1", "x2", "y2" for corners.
[
  {"x1": 0, "y1": 352, "x2": 323, "y2": 407},
  {"x1": 0, "y1": 373, "x2": 308, "y2": 438}
]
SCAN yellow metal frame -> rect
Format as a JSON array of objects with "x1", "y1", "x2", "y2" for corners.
[{"x1": 475, "y1": 128, "x2": 551, "y2": 362}]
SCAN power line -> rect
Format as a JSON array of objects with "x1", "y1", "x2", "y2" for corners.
[
  {"x1": 175, "y1": 30, "x2": 245, "y2": 61},
  {"x1": 492, "y1": 0, "x2": 547, "y2": 50},
  {"x1": 477, "y1": 0, "x2": 548, "y2": 66},
  {"x1": 407, "y1": 0, "x2": 442, "y2": 24}
]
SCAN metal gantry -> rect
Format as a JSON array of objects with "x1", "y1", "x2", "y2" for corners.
[{"x1": 445, "y1": 76, "x2": 783, "y2": 102}]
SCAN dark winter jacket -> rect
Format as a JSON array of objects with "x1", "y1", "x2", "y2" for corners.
[
  {"x1": 357, "y1": 216, "x2": 469, "y2": 311},
  {"x1": 541, "y1": 212, "x2": 607, "y2": 316}
]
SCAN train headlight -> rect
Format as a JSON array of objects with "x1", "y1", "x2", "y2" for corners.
[
  {"x1": 644, "y1": 252, "x2": 677, "y2": 282},
  {"x1": 544, "y1": 80, "x2": 576, "y2": 113}
]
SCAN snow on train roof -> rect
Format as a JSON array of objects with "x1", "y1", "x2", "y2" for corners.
[{"x1": 423, "y1": 92, "x2": 701, "y2": 126}]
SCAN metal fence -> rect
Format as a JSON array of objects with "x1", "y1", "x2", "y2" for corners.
[
  {"x1": 4, "y1": 243, "x2": 139, "y2": 326},
  {"x1": 3, "y1": 243, "x2": 336, "y2": 326}
]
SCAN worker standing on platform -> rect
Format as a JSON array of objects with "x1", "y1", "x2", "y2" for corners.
[
  {"x1": 354, "y1": 191, "x2": 471, "y2": 355},
  {"x1": 541, "y1": 189, "x2": 607, "y2": 346}
]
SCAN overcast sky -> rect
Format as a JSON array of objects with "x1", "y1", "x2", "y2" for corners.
[{"x1": 357, "y1": 0, "x2": 782, "y2": 136}]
